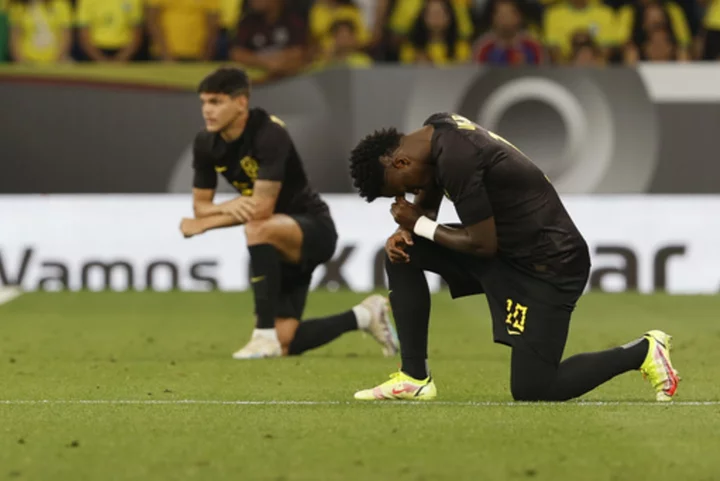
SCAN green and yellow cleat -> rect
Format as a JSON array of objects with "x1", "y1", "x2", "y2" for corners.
[
  {"x1": 640, "y1": 330, "x2": 680, "y2": 402},
  {"x1": 354, "y1": 371, "x2": 437, "y2": 401}
]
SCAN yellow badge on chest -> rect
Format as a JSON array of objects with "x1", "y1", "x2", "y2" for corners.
[{"x1": 240, "y1": 156, "x2": 259, "y2": 181}]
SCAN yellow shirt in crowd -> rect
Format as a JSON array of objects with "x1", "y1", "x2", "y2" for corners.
[
  {"x1": 220, "y1": 0, "x2": 242, "y2": 29},
  {"x1": 617, "y1": 2, "x2": 691, "y2": 46},
  {"x1": 310, "y1": 3, "x2": 369, "y2": 52},
  {"x1": 400, "y1": 39, "x2": 471, "y2": 65},
  {"x1": 9, "y1": 0, "x2": 71, "y2": 63},
  {"x1": 147, "y1": 0, "x2": 220, "y2": 59},
  {"x1": 389, "y1": 0, "x2": 474, "y2": 39},
  {"x1": 544, "y1": 3, "x2": 617, "y2": 59},
  {"x1": 704, "y1": 0, "x2": 720, "y2": 30},
  {"x1": 75, "y1": 0, "x2": 143, "y2": 49}
]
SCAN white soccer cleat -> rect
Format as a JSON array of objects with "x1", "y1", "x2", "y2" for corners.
[
  {"x1": 232, "y1": 330, "x2": 282, "y2": 359},
  {"x1": 359, "y1": 295, "x2": 399, "y2": 357}
]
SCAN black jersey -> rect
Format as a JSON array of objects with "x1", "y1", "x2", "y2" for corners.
[
  {"x1": 425, "y1": 112, "x2": 590, "y2": 282},
  {"x1": 192, "y1": 108, "x2": 329, "y2": 218}
]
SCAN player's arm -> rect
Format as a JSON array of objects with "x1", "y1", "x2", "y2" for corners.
[
  {"x1": 251, "y1": 181, "x2": 281, "y2": 220},
  {"x1": 391, "y1": 197, "x2": 497, "y2": 256},
  {"x1": 249, "y1": 119, "x2": 290, "y2": 220},
  {"x1": 413, "y1": 187, "x2": 443, "y2": 221}
]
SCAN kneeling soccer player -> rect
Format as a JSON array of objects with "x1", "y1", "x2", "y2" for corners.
[
  {"x1": 180, "y1": 67, "x2": 399, "y2": 359},
  {"x1": 348, "y1": 112, "x2": 679, "y2": 401}
]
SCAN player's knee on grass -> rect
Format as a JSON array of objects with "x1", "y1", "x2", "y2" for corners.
[{"x1": 511, "y1": 378, "x2": 551, "y2": 402}]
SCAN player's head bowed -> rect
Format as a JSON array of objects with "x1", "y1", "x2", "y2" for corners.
[{"x1": 349, "y1": 128, "x2": 403, "y2": 202}]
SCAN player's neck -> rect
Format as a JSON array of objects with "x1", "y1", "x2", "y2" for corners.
[{"x1": 220, "y1": 111, "x2": 249, "y2": 142}]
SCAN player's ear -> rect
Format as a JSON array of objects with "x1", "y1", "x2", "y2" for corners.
[
  {"x1": 392, "y1": 156, "x2": 411, "y2": 169},
  {"x1": 235, "y1": 94, "x2": 248, "y2": 111}
]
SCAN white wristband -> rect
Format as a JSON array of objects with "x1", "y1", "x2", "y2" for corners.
[{"x1": 413, "y1": 216, "x2": 438, "y2": 241}]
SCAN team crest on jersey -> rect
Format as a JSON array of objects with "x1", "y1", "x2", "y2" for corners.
[{"x1": 240, "y1": 156, "x2": 259, "y2": 181}]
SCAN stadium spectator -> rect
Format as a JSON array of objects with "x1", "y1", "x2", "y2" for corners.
[
  {"x1": 0, "y1": 0, "x2": 8, "y2": 62},
  {"x1": 231, "y1": 0, "x2": 308, "y2": 78},
  {"x1": 8, "y1": 0, "x2": 72, "y2": 64},
  {"x1": 147, "y1": 0, "x2": 220, "y2": 62},
  {"x1": 625, "y1": 25, "x2": 686, "y2": 62},
  {"x1": 569, "y1": 29, "x2": 606, "y2": 66},
  {"x1": 700, "y1": 0, "x2": 720, "y2": 59},
  {"x1": 388, "y1": 0, "x2": 473, "y2": 59},
  {"x1": 400, "y1": 0, "x2": 471, "y2": 65},
  {"x1": 216, "y1": 0, "x2": 244, "y2": 60},
  {"x1": 472, "y1": 0, "x2": 544, "y2": 65},
  {"x1": 622, "y1": 2, "x2": 691, "y2": 61},
  {"x1": 310, "y1": 0, "x2": 369, "y2": 57},
  {"x1": 323, "y1": 18, "x2": 373, "y2": 66},
  {"x1": 543, "y1": 0, "x2": 616, "y2": 64},
  {"x1": 617, "y1": 0, "x2": 691, "y2": 58},
  {"x1": 389, "y1": 0, "x2": 473, "y2": 39},
  {"x1": 74, "y1": 0, "x2": 143, "y2": 62}
]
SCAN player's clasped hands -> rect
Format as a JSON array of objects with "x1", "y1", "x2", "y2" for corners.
[
  {"x1": 220, "y1": 196, "x2": 257, "y2": 223},
  {"x1": 390, "y1": 196, "x2": 422, "y2": 231},
  {"x1": 386, "y1": 228, "x2": 414, "y2": 264}
]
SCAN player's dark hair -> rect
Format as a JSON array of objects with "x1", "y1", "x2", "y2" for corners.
[
  {"x1": 349, "y1": 128, "x2": 403, "y2": 202},
  {"x1": 197, "y1": 67, "x2": 251, "y2": 98}
]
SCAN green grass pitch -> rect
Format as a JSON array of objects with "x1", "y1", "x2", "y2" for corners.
[{"x1": 1, "y1": 291, "x2": 719, "y2": 481}]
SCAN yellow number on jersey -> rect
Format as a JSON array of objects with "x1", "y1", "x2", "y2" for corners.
[{"x1": 505, "y1": 299, "x2": 528, "y2": 334}]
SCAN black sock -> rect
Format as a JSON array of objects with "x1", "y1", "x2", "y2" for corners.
[
  {"x1": 511, "y1": 338, "x2": 649, "y2": 401},
  {"x1": 287, "y1": 311, "x2": 358, "y2": 355},
  {"x1": 386, "y1": 257, "x2": 430, "y2": 380},
  {"x1": 248, "y1": 244, "x2": 281, "y2": 330}
]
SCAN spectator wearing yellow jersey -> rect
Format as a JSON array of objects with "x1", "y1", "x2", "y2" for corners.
[
  {"x1": 389, "y1": 0, "x2": 473, "y2": 59},
  {"x1": 617, "y1": 0, "x2": 691, "y2": 56},
  {"x1": 400, "y1": 0, "x2": 471, "y2": 65},
  {"x1": 309, "y1": 0, "x2": 369, "y2": 57},
  {"x1": 147, "y1": 0, "x2": 220, "y2": 61},
  {"x1": 324, "y1": 18, "x2": 373, "y2": 66},
  {"x1": 75, "y1": 0, "x2": 142, "y2": 62},
  {"x1": 9, "y1": 0, "x2": 72, "y2": 64},
  {"x1": 623, "y1": 2, "x2": 690, "y2": 61},
  {"x1": 543, "y1": 0, "x2": 617, "y2": 64},
  {"x1": 700, "y1": 0, "x2": 720, "y2": 59}
]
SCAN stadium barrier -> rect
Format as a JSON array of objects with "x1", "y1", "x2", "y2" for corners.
[
  {"x1": 0, "y1": 195, "x2": 717, "y2": 295},
  {"x1": 2, "y1": 65, "x2": 720, "y2": 195}
]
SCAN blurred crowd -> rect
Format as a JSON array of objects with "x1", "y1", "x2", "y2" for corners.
[{"x1": 0, "y1": 0, "x2": 719, "y2": 76}]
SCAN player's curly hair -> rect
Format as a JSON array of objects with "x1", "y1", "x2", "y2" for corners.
[{"x1": 349, "y1": 128, "x2": 403, "y2": 202}]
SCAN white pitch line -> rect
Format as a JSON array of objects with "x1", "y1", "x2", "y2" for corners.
[
  {"x1": 0, "y1": 400, "x2": 718, "y2": 407},
  {"x1": 0, "y1": 287, "x2": 22, "y2": 306}
]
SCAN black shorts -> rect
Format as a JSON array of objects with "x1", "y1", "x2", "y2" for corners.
[
  {"x1": 275, "y1": 213, "x2": 337, "y2": 320},
  {"x1": 404, "y1": 235, "x2": 587, "y2": 366}
]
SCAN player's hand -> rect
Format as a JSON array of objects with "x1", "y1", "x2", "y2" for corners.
[
  {"x1": 385, "y1": 228, "x2": 414, "y2": 263},
  {"x1": 220, "y1": 197, "x2": 256, "y2": 223},
  {"x1": 391, "y1": 196, "x2": 422, "y2": 231},
  {"x1": 180, "y1": 218, "x2": 204, "y2": 238}
]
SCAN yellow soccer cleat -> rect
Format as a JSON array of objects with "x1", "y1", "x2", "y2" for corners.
[
  {"x1": 640, "y1": 330, "x2": 680, "y2": 402},
  {"x1": 354, "y1": 371, "x2": 437, "y2": 401}
]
